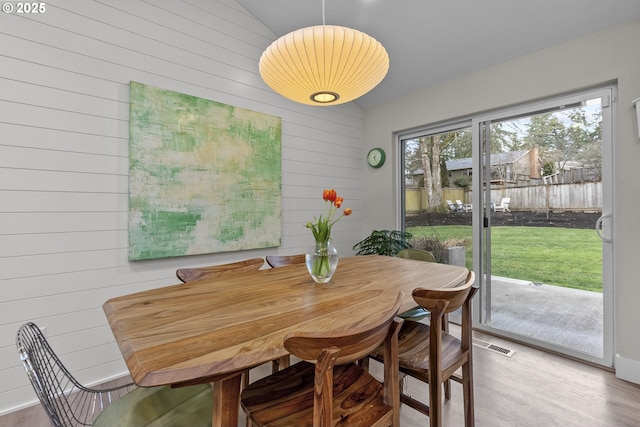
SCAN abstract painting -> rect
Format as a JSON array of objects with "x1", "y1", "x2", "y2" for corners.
[{"x1": 128, "y1": 81, "x2": 281, "y2": 260}]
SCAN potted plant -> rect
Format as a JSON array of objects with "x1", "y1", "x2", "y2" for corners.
[
  {"x1": 410, "y1": 235, "x2": 469, "y2": 267},
  {"x1": 352, "y1": 230, "x2": 413, "y2": 256}
]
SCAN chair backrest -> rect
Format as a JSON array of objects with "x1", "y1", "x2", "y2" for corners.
[
  {"x1": 412, "y1": 271, "x2": 477, "y2": 346},
  {"x1": 284, "y1": 292, "x2": 404, "y2": 365},
  {"x1": 283, "y1": 293, "x2": 404, "y2": 427},
  {"x1": 500, "y1": 197, "x2": 510, "y2": 206},
  {"x1": 396, "y1": 248, "x2": 435, "y2": 262},
  {"x1": 265, "y1": 254, "x2": 305, "y2": 268},
  {"x1": 176, "y1": 257, "x2": 264, "y2": 282},
  {"x1": 412, "y1": 271, "x2": 475, "y2": 315},
  {"x1": 16, "y1": 322, "x2": 135, "y2": 426}
]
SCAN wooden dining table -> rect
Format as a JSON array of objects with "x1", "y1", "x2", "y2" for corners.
[{"x1": 103, "y1": 255, "x2": 469, "y2": 427}]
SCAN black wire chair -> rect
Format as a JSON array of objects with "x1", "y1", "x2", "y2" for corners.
[{"x1": 16, "y1": 322, "x2": 137, "y2": 427}]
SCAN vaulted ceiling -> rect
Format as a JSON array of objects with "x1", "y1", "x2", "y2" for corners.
[{"x1": 236, "y1": 0, "x2": 640, "y2": 109}]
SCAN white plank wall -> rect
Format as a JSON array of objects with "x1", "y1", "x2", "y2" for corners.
[{"x1": 0, "y1": 0, "x2": 365, "y2": 414}]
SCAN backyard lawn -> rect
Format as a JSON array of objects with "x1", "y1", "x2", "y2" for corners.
[{"x1": 408, "y1": 225, "x2": 602, "y2": 292}]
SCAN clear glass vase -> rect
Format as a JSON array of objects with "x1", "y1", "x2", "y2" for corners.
[{"x1": 305, "y1": 240, "x2": 339, "y2": 283}]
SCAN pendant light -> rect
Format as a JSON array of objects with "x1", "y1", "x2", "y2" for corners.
[{"x1": 259, "y1": 1, "x2": 389, "y2": 106}]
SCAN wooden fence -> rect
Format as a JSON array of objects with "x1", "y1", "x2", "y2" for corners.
[
  {"x1": 406, "y1": 182, "x2": 602, "y2": 213},
  {"x1": 405, "y1": 187, "x2": 464, "y2": 214}
]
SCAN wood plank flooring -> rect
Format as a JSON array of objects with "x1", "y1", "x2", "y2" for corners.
[
  {"x1": 4, "y1": 328, "x2": 640, "y2": 427},
  {"x1": 392, "y1": 327, "x2": 640, "y2": 427}
]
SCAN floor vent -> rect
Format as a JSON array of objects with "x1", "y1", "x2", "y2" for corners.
[{"x1": 473, "y1": 338, "x2": 515, "y2": 357}]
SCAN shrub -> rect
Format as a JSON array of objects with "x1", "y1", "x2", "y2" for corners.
[
  {"x1": 453, "y1": 176, "x2": 471, "y2": 188},
  {"x1": 410, "y1": 235, "x2": 469, "y2": 263}
]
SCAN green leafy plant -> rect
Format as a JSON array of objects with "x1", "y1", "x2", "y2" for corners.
[
  {"x1": 352, "y1": 230, "x2": 413, "y2": 256},
  {"x1": 453, "y1": 176, "x2": 471, "y2": 188}
]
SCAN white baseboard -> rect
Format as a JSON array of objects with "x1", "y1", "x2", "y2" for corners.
[
  {"x1": 615, "y1": 354, "x2": 640, "y2": 385},
  {"x1": 0, "y1": 399, "x2": 40, "y2": 417}
]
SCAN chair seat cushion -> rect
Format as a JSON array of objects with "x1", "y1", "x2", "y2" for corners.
[
  {"x1": 398, "y1": 306, "x2": 430, "y2": 321},
  {"x1": 92, "y1": 384, "x2": 212, "y2": 427},
  {"x1": 241, "y1": 361, "x2": 392, "y2": 427}
]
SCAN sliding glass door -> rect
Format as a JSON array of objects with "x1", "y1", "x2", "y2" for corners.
[
  {"x1": 401, "y1": 86, "x2": 614, "y2": 366},
  {"x1": 474, "y1": 87, "x2": 614, "y2": 366}
]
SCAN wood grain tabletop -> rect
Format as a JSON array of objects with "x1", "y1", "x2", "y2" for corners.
[{"x1": 103, "y1": 255, "x2": 468, "y2": 388}]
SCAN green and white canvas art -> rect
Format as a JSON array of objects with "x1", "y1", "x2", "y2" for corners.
[{"x1": 128, "y1": 82, "x2": 282, "y2": 260}]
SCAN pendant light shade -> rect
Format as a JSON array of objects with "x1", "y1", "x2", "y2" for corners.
[{"x1": 259, "y1": 25, "x2": 389, "y2": 106}]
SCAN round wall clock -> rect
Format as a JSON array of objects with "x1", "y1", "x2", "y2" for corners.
[{"x1": 367, "y1": 147, "x2": 386, "y2": 168}]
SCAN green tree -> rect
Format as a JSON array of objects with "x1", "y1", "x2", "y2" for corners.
[
  {"x1": 490, "y1": 122, "x2": 523, "y2": 152},
  {"x1": 404, "y1": 139, "x2": 423, "y2": 187},
  {"x1": 442, "y1": 128, "x2": 472, "y2": 158},
  {"x1": 523, "y1": 108, "x2": 601, "y2": 180},
  {"x1": 419, "y1": 130, "x2": 469, "y2": 209}
]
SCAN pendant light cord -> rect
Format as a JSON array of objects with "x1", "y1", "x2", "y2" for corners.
[{"x1": 322, "y1": 0, "x2": 325, "y2": 25}]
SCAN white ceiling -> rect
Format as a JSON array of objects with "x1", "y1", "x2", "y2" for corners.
[{"x1": 236, "y1": 0, "x2": 640, "y2": 109}]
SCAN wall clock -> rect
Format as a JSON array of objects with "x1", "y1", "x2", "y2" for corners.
[{"x1": 367, "y1": 147, "x2": 386, "y2": 168}]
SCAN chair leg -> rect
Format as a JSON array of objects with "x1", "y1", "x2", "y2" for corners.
[
  {"x1": 429, "y1": 378, "x2": 443, "y2": 427},
  {"x1": 245, "y1": 415, "x2": 257, "y2": 427},
  {"x1": 443, "y1": 314, "x2": 451, "y2": 400},
  {"x1": 444, "y1": 379, "x2": 451, "y2": 400},
  {"x1": 462, "y1": 361, "x2": 475, "y2": 427},
  {"x1": 357, "y1": 357, "x2": 370, "y2": 371},
  {"x1": 242, "y1": 370, "x2": 249, "y2": 390},
  {"x1": 271, "y1": 355, "x2": 290, "y2": 373}
]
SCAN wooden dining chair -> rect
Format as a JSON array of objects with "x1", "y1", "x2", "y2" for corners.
[
  {"x1": 371, "y1": 271, "x2": 477, "y2": 427},
  {"x1": 395, "y1": 247, "x2": 455, "y2": 397},
  {"x1": 176, "y1": 257, "x2": 288, "y2": 387},
  {"x1": 241, "y1": 293, "x2": 405, "y2": 427},
  {"x1": 176, "y1": 257, "x2": 265, "y2": 282},
  {"x1": 263, "y1": 253, "x2": 303, "y2": 374},
  {"x1": 397, "y1": 248, "x2": 436, "y2": 262},
  {"x1": 265, "y1": 253, "x2": 305, "y2": 268},
  {"x1": 395, "y1": 249, "x2": 436, "y2": 321}
]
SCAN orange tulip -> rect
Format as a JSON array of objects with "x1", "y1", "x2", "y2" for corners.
[
  {"x1": 323, "y1": 189, "x2": 337, "y2": 202},
  {"x1": 309, "y1": 189, "x2": 350, "y2": 246}
]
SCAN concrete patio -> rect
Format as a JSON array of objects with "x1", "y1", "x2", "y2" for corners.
[{"x1": 468, "y1": 276, "x2": 604, "y2": 357}]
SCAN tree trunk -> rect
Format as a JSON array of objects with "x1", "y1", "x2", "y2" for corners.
[
  {"x1": 420, "y1": 136, "x2": 443, "y2": 209},
  {"x1": 431, "y1": 137, "x2": 442, "y2": 206}
]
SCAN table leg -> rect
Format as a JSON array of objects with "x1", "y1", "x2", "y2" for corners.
[{"x1": 211, "y1": 372, "x2": 242, "y2": 427}]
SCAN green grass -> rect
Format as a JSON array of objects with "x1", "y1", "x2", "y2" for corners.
[{"x1": 408, "y1": 225, "x2": 602, "y2": 292}]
